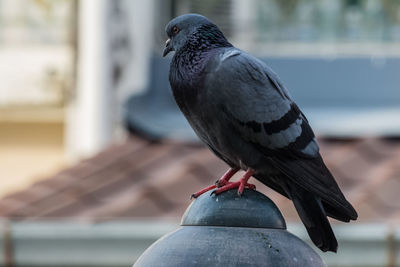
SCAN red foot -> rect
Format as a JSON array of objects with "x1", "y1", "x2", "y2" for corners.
[
  {"x1": 191, "y1": 184, "x2": 217, "y2": 199},
  {"x1": 216, "y1": 167, "x2": 239, "y2": 187},
  {"x1": 213, "y1": 169, "x2": 255, "y2": 196},
  {"x1": 191, "y1": 168, "x2": 255, "y2": 198},
  {"x1": 191, "y1": 167, "x2": 239, "y2": 199}
]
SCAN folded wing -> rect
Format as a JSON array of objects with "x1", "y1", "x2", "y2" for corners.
[{"x1": 204, "y1": 49, "x2": 357, "y2": 221}]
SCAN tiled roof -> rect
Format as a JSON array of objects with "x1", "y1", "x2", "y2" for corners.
[{"x1": 1, "y1": 136, "x2": 400, "y2": 223}]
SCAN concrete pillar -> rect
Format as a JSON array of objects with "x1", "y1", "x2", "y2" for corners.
[
  {"x1": 66, "y1": 0, "x2": 113, "y2": 160},
  {"x1": 66, "y1": 0, "x2": 157, "y2": 161}
]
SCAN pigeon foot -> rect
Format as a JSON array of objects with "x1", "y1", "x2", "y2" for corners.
[
  {"x1": 215, "y1": 167, "x2": 240, "y2": 187},
  {"x1": 212, "y1": 169, "x2": 255, "y2": 196},
  {"x1": 191, "y1": 168, "x2": 255, "y2": 199},
  {"x1": 191, "y1": 167, "x2": 239, "y2": 199},
  {"x1": 191, "y1": 184, "x2": 217, "y2": 199},
  {"x1": 212, "y1": 181, "x2": 256, "y2": 196}
]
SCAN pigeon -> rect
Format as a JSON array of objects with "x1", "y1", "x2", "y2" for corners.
[{"x1": 163, "y1": 14, "x2": 357, "y2": 252}]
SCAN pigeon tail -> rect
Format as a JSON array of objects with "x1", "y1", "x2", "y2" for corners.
[{"x1": 290, "y1": 187, "x2": 338, "y2": 252}]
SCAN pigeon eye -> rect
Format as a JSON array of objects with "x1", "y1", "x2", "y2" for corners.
[{"x1": 172, "y1": 26, "x2": 180, "y2": 34}]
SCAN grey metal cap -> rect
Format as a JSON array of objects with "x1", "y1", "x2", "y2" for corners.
[
  {"x1": 133, "y1": 189, "x2": 326, "y2": 267},
  {"x1": 181, "y1": 189, "x2": 286, "y2": 229}
]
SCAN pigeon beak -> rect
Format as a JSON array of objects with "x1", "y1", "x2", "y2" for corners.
[{"x1": 163, "y1": 38, "x2": 173, "y2": 57}]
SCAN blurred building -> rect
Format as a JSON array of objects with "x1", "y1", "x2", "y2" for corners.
[
  {"x1": 0, "y1": 0, "x2": 74, "y2": 197},
  {"x1": 2, "y1": 0, "x2": 400, "y2": 197},
  {"x1": 1, "y1": 0, "x2": 400, "y2": 266}
]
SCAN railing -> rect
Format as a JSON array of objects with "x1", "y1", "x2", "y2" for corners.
[{"x1": 0, "y1": 220, "x2": 396, "y2": 267}]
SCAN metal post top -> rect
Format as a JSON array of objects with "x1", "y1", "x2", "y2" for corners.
[
  {"x1": 181, "y1": 189, "x2": 286, "y2": 229},
  {"x1": 134, "y1": 188, "x2": 326, "y2": 267}
]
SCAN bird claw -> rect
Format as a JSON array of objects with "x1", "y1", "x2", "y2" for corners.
[
  {"x1": 215, "y1": 167, "x2": 239, "y2": 188},
  {"x1": 190, "y1": 184, "x2": 217, "y2": 199},
  {"x1": 236, "y1": 184, "x2": 256, "y2": 196},
  {"x1": 191, "y1": 169, "x2": 255, "y2": 198},
  {"x1": 215, "y1": 179, "x2": 228, "y2": 188},
  {"x1": 193, "y1": 181, "x2": 254, "y2": 198},
  {"x1": 213, "y1": 181, "x2": 256, "y2": 196}
]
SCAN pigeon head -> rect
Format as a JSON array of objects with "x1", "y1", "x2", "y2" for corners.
[{"x1": 163, "y1": 14, "x2": 231, "y2": 57}]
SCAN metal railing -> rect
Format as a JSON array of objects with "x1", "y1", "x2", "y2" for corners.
[{"x1": 0, "y1": 220, "x2": 396, "y2": 267}]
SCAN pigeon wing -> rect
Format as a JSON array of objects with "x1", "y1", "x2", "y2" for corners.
[
  {"x1": 204, "y1": 49, "x2": 357, "y2": 219},
  {"x1": 204, "y1": 49, "x2": 316, "y2": 157}
]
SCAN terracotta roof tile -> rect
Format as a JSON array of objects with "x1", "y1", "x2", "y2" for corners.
[{"x1": 1, "y1": 136, "x2": 400, "y2": 223}]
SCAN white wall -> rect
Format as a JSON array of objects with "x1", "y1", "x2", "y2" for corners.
[
  {"x1": 66, "y1": 0, "x2": 156, "y2": 161},
  {"x1": 66, "y1": 0, "x2": 112, "y2": 160}
]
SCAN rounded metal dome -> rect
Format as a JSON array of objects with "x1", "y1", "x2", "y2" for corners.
[
  {"x1": 181, "y1": 189, "x2": 286, "y2": 229},
  {"x1": 133, "y1": 189, "x2": 326, "y2": 267}
]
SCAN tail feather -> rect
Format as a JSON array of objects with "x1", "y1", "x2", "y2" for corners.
[
  {"x1": 270, "y1": 154, "x2": 358, "y2": 222},
  {"x1": 323, "y1": 201, "x2": 355, "y2": 222},
  {"x1": 291, "y1": 189, "x2": 338, "y2": 252}
]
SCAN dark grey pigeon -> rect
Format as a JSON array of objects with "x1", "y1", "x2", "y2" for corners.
[{"x1": 163, "y1": 13, "x2": 357, "y2": 253}]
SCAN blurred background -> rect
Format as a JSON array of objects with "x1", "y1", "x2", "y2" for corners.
[{"x1": 0, "y1": 0, "x2": 400, "y2": 266}]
